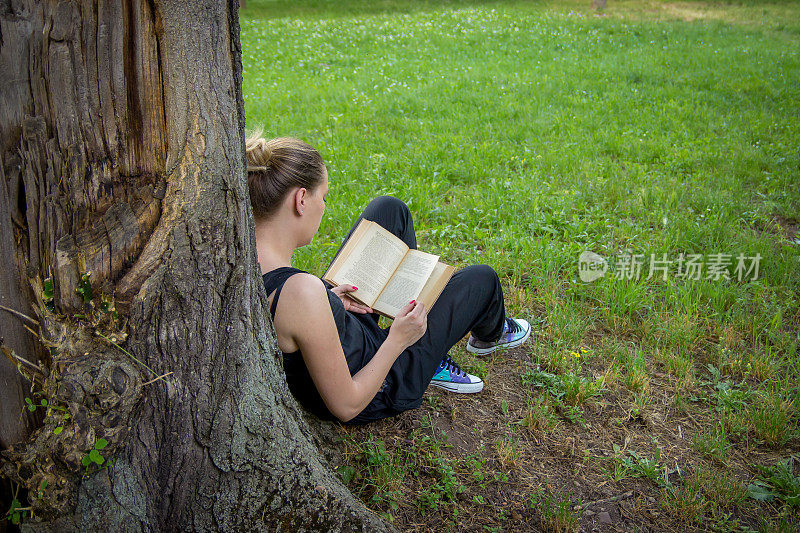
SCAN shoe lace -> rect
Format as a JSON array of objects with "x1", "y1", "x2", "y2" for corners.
[
  {"x1": 505, "y1": 318, "x2": 522, "y2": 334},
  {"x1": 440, "y1": 355, "x2": 466, "y2": 377}
]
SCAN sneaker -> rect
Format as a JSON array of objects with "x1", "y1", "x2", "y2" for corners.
[
  {"x1": 466, "y1": 317, "x2": 531, "y2": 355},
  {"x1": 430, "y1": 355, "x2": 484, "y2": 393}
]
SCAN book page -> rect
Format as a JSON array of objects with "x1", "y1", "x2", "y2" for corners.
[
  {"x1": 417, "y1": 262, "x2": 455, "y2": 309},
  {"x1": 373, "y1": 249, "x2": 439, "y2": 318},
  {"x1": 324, "y1": 221, "x2": 408, "y2": 306}
]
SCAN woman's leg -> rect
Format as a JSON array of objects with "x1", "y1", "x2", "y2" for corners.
[
  {"x1": 348, "y1": 265, "x2": 507, "y2": 424},
  {"x1": 381, "y1": 264, "x2": 507, "y2": 414},
  {"x1": 331, "y1": 196, "x2": 417, "y2": 264}
]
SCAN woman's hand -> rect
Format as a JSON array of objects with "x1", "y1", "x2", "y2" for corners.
[
  {"x1": 330, "y1": 285, "x2": 373, "y2": 314},
  {"x1": 388, "y1": 300, "x2": 428, "y2": 350}
]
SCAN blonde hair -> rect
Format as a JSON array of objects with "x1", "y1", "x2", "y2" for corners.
[{"x1": 246, "y1": 129, "x2": 325, "y2": 219}]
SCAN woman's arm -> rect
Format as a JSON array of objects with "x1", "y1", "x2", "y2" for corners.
[{"x1": 275, "y1": 274, "x2": 427, "y2": 422}]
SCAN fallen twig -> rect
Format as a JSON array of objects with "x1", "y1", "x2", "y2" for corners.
[
  {"x1": 574, "y1": 490, "x2": 634, "y2": 511},
  {"x1": 0, "y1": 303, "x2": 39, "y2": 329},
  {"x1": 1, "y1": 344, "x2": 44, "y2": 374},
  {"x1": 96, "y1": 331, "x2": 159, "y2": 377},
  {"x1": 142, "y1": 371, "x2": 174, "y2": 386}
]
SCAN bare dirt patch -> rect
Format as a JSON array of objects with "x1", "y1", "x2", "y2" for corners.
[
  {"x1": 323, "y1": 341, "x2": 798, "y2": 532},
  {"x1": 660, "y1": 2, "x2": 713, "y2": 22}
]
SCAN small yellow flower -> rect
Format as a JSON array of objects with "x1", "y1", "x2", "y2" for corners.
[{"x1": 580, "y1": 349, "x2": 588, "y2": 354}]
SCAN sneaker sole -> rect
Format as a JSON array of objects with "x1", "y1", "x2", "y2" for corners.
[
  {"x1": 430, "y1": 380, "x2": 484, "y2": 394},
  {"x1": 465, "y1": 325, "x2": 532, "y2": 355}
]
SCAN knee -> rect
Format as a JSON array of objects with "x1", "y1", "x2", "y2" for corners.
[
  {"x1": 366, "y1": 196, "x2": 410, "y2": 217},
  {"x1": 461, "y1": 264, "x2": 500, "y2": 286},
  {"x1": 456, "y1": 265, "x2": 503, "y2": 298}
]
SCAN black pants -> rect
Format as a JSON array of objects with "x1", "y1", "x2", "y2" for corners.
[{"x1": 335, "y1": 196, "x2": 507, "y2": 424}]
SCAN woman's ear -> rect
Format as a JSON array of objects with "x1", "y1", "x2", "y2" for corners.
[{"x1": 293, "y1": 187, "x2": 308, "y2": 215}]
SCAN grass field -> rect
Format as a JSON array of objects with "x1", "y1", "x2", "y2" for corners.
[{"x1": 240, "y1": 1, "x2": 800, "y2": 530}]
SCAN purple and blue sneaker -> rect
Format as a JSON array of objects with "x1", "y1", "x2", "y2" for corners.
[
  {"x1": 430, "y1": 355, "x2": 484, "y2": 393},
  {"x1": 466, "y1": 317, "x2": 531, "y2": 355}
]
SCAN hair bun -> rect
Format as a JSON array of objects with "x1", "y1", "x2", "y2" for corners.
[{"x1": 245, "y1": 129, "x2": 273, "y2": 170}]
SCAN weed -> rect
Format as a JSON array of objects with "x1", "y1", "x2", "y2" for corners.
[
  {"x1": 337, "y1": 465, "x2": 356, "y2": 484},
  {"x1": 464, "y1": 452, "x2": 489, "y2": 486},
  {"x1": 432, "y1": 456, "x2": 463, "y2": 503},
  {"x1": 542, "y1": 348, "x2": 573, "y2": 375},
  {"x1": 342, "y1": 437, "x2": 409, "y2": 518},
  {"x1": 622, "y1": 349, "x2": 650, "y2": 393},
  {"x1": 652, "y1": 312, "x2": 701, "y2": 364},
  {"x1": 495, "y1": 433, "x2": 521, "y2": 470},
  {"x1": 692, "y1": 422, "x2": 731, "y2": 462},
  {"x1": 23, "y1": 397, "x2": 47, "y2": 412},
  {"x1": 696, "y1": 469, "x2": 746, "y2": 511},
  {"x1": 756, "y1": 511, "x2": 800, "y2": 533},
  {"x1": 599, "y1": 363, "x2": 621, "y2": 390},
  {"x1": 750, "y1": 344, "x2": 781, "y2": 382},
  {"x1": 604, "y1": 455, "x2": 635, "y2": 482},
  {"x1": 23, "y1": 396, "x2": 71, "y2": 435},
  {"x1": 631, "y1": 389, "x2": 652, "y2": 413},
  {"x1": 695, "y1": 363, "x2": 754, "y2": 414},
  {"x1": 715, "y1": 345, "x2": 751, "y2": 379},
  {"x1": 530, "y1": 487, "x2": 580, "y2": 533},
  {"x1": 607, "y1": 443, "x2": 675, "y2": 487},
  {"x1": 81, "y1": 438, "x2": 112, "y2": 476},
  {"x1": 425, "y1": 395, "x2": 440, "y2": 411},
  {"x1": 464, "y1": 357, "x2": 489, "y2": 381},
  {"x1": 747, "y1": 394, "x2": 794, "y2": 448},
  {"x1": 520, "y1": 394, "x2": 558, "y2": 432},
  {"x1": 522, "y1": 366, "x2": 605, "y2": 408},
  {"x1": 660, "y1": 472, "x2": 709, "y2": 525},
  {"x1": 560, "y1": 404, "x2": 587, "y2": 427},
  {"x1": 748, "y1": 457, "x2": 800, "y2": 507},
  {"x1": 723, "y1": 391, "x2": 795, "y2": 447},
  {"x1": 673, "y1": 391, "x2": 690, "y2": 413},
  {"x1": 416, "y1": 453, "x2": 463, "y2": 515},
  {"x1": 4, "y1": 483, "x2": 29, "y2": 525},
  {"x1": 562, "y1": 371, "x2": 605, "y2": 406},
  {"x1": 365, "y1": 440, "x2": 405, "y2": 491},
  {"x1": 654, "y1": 347, "x2": 695, "y2": 388}
]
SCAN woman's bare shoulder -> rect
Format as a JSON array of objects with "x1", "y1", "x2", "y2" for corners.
[
  {"x1": 280, "y1": 272, "x2": 329, "y2": 306},
  {"x1": 271, "y1": 272, "x2": 336, "y2": 354}
]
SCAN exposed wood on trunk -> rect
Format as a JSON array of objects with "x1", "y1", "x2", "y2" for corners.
[
  {"x1": 0, "y1": 0, "x2": 391, "y2": 530},
  {"x1": 0, "y1": 152, "x2": 42, "y2": 448}
]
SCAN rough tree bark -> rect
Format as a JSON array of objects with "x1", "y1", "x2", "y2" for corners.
[{"x1": 0, "y1": 1, "x2": 390, "y2": 530}]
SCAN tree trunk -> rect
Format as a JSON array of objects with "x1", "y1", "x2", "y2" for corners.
[{"x1": 0, "y1": 1, "x2": 390, "y2": 530}]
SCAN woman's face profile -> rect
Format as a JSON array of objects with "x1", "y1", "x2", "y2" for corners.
[{"x1": 302, "y1": 166, "x2": 328, "y2": 245}]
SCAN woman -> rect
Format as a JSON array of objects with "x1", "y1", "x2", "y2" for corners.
[{"x1": 248, "y1": 134, "x2": 531, "y2": 424}]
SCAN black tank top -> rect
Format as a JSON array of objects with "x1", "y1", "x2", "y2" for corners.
[{"x1": 262, "y1": 267, "x2": 388, "y2": 419}]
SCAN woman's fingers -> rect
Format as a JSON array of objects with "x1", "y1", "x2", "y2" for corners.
[
  {"x1": 330, "y1": 285, "x2": 374, "y2": 313},
  {"x1": 397, "y1": 300, "x2": 417, "y2": 317},
  {"x1": 388, "y1": 300, "x2": 428, "y2": 349},
  {"x1": 347, "y1": 299, "x2": 373, "y2": 314},
  {"x1": 331, "y1": 284, "x2": 358, "y2": 296}
]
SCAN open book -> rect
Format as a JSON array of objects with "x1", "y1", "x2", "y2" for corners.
[{"x1": 323, "y1": 220, "x2": 455, "y2": 319}]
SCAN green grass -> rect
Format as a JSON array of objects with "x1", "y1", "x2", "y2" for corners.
[
  {"x1": 530, "y1": 486, "x2": 581, "y2": 533},
  {"x1": 241, "y1": 0, "x2": 800, "y2": 529}
]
